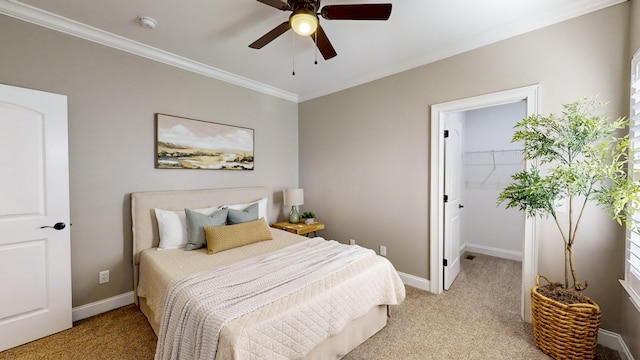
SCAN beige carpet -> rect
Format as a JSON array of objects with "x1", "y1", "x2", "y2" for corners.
[
  {"x1": 345, "y1": 253, "x2": 618, "y2": 360},
  {"x1": 0, "y1": 253, "x2": 620, "y2": 359}
]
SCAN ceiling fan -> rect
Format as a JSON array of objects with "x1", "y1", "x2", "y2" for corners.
[{"x1": 249, "y1": 0, "x2": 392, "y2": 60}]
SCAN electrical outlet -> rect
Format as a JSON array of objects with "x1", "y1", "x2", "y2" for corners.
[
  {"x1": 99, "y1": 270, "x2": 110, "y2": 284},
  {"x1": 349, "y1": 239, "x2": 356, "y2": 245},
  {"x1": 380, "y1": 246, "x2": 387, "y2": 257}
]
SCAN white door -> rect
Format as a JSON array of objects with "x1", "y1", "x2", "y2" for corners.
[
  {"x1": 443, "y1": 115, "x2": 463, "y2": 290},
  {"x1": 0, "y1": 84, "x2": 71, "y2": 351}
]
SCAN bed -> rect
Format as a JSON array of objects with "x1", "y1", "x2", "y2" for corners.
[{"x1": 131, "y1": 187, "x2": 405, "y2": 359}]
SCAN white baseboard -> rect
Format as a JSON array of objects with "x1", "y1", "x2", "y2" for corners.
[
  {"x1": 599, "y1": 328, "x2": 634, "y2": 360},
  {"x1": 73, "y1": 289, "x2": 634, "y2": 360},
  {"x1": 72, "y1": 291, "x2": 135, "y2": 322},
  {"x1": 70, "y1": 275, "x2": 430, "y2": 324},
  {"x1": 398, "y1": 271, "x2": 430, "y2": 291},
  {"x1": 463, "y1": 243, "x2": 523, "y2": 262}
]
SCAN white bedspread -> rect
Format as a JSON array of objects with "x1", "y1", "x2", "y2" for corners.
[{"x1": 154, "y1": 238, "x2": 405, "y2": 360}]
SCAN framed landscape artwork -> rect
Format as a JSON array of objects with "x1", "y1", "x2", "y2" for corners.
[{"x1": 155, "y1": 114, "x2": 254, "y2": 170}]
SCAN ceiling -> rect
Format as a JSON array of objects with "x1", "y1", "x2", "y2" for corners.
[{"x1": 0, "y1": 0, "x2": 625, "y2": 102}]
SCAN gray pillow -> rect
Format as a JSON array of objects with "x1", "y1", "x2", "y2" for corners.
[
  {"x1": 185, "y1": 208, "x2": 228, "y2": 250},
  {"x1": 226, "y1": 202, "x2": 259, "y2": 224}
]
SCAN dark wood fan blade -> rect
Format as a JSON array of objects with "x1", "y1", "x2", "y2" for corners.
[
  {"x1": 320, "y1": 4, "x2": 392, "y2": 20},
  {"x1": 311, "y1": 24, "x2": 337, "y2": 60},
  {"x1": 256, "y1": 0, "x2": 291, "y2": 11},
  {"x1": 249, "y1": 22, "x2": 291, "y2": 49}
]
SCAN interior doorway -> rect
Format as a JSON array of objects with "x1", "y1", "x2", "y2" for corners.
[{"x1": 429, "y1": 85, "x2": 539, "y2": 322}]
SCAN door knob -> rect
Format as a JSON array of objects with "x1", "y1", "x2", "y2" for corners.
[
  {"x1": 459, "y1": 204, "x2": 465, "y2": 209},
  {"x1": 40, "y1": 222, "x2": 66, "y2": 230}
]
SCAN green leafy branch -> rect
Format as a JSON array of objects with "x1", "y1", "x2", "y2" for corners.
[{"x1": 497, "y1": 97, "x2": 639, "y2": 291}]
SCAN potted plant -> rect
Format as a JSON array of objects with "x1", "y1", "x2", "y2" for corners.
[
  {"x1": 301, "y1": 211, "x2": 316, "y2": 225},
  {"x1": 497, "y1": 97, "x2": 640, "y2": 359}
]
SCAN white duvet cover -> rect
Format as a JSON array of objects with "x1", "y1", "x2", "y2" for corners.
[{"x1": 138, "y1": 231, "x2": 405, "y2": 360}]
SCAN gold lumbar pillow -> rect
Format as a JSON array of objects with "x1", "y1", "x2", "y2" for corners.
[{"x1": 204, "y1": 218, "x2": 273, "y2": 254}]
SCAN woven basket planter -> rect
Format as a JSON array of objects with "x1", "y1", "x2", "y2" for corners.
[{"x1": 531, "y1": 275, "x2": 601, "y2": 360}]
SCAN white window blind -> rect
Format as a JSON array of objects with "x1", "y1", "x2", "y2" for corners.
[{"x1": 623, "y1": 49, "x2": 640, "y2": 311}]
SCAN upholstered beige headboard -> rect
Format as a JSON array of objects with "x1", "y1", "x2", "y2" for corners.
[{"x1": 131, "y1": 187, "x2": 269, "y2": 300}]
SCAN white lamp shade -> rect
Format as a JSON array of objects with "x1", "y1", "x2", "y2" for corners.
[{"x1": 283, "y1": 188, "x2": 304, "y2": 206}]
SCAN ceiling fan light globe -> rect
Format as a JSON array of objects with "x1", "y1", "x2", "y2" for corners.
[{"x1": 290, "y1": 11, "x2": 318, "y2": 36}]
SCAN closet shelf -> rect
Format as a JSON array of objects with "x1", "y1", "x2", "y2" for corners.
[
  {"x1": 462, "y1": 149, "x2": 523, "y2": 185},
  {"x1": 463, "y1": 149, "x2": 523, "y2": 167}
]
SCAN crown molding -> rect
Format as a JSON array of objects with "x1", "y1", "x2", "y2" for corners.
[
  {"x1": 0, "y1": 0, "x2": 627, "y2": 103},
  {"x1": 299, "y1": 0, "x2": 628, "y2": 102},
  {"x1": 0, "y1": 0, "x2": 299, "y2": 103}
]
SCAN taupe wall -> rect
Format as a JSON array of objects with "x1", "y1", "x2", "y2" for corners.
[
  {"x1": 299, "y1": 3, "x2": 630, "y2": 332},
  {"x1": 0, "y1": 15, "x2": 299, "y2": 307},
  {"x1": 631, "y1": 0, "x2": 640, "y2": 52}
]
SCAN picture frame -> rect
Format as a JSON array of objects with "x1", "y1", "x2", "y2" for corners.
[{"x1": 155, "y1": 113, "x2": 254, "y2": 170}]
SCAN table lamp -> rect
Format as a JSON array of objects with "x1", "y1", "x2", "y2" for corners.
[{"x1": 283, "y1": 188, "x2": 304, "y2": 223}]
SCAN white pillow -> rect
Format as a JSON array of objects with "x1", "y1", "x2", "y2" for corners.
[
  {"x1": 220, "y1": 198, "x2": 268, "y2": 220},
  {"x1": 154, "y1": 206, "x2": 217, "y2": 249}
]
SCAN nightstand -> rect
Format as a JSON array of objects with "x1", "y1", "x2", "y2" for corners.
[{"x1": 271, "y1": 221, "x2": 325, "y2": 237}]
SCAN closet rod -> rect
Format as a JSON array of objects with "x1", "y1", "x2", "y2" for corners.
[{"x1": 464, "y1": 149, "x2": 522, "y2": 155}]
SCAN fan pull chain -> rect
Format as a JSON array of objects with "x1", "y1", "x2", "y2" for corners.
[
  {"x1": 314, "y1": 31, "x2": 318, "y2": 65},
  {"x1": 291, "y1": 31, "x2": 296, "y2": 76}
]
